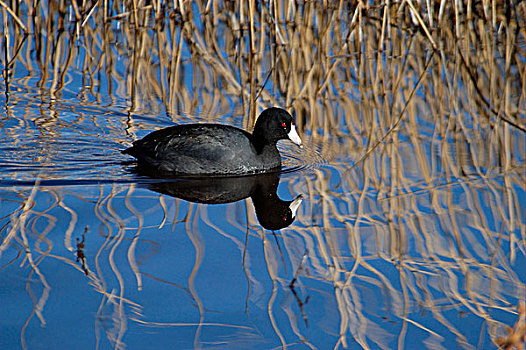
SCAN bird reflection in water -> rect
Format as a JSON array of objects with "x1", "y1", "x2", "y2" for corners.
[{"x1": 137, "y1": 170, "x2": 302, "y2": 231}]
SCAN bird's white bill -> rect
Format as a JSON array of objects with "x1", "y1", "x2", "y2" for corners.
[
  {"x1": 289, "y1": 195, "x2": 303, "y2": 219},
  {"x1": 288, "y1": 124, "x2": 303, "y2": 148}
]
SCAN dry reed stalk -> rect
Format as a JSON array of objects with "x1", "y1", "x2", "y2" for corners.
[
  {"x1": 0, "y1": 0, "x2": 27, "y2": 32},
  {"x1": 2, "y1": 5, "x2": 10, "y2": 95}
]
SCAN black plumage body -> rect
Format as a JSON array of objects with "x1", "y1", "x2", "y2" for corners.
[{"x1": 122, "y1": 108, "x2": 302, "y2": 176}]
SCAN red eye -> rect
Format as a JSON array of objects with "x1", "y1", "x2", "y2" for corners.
[{"x1": 281, "y1": 122, "x2": 286, "y2": 127}]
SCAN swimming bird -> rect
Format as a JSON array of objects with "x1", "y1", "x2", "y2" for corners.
[{"x1": 122, "y1": 107, "x2": 302, "y2": 176}]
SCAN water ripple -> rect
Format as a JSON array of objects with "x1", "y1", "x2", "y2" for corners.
[{"x1": 279, "y1": 143, "x2": 327, "y2": 174}]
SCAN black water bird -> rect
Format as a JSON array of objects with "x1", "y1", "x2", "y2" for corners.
[{"x1": 122, "y1": 107, "x2": 303, "y2": 176}]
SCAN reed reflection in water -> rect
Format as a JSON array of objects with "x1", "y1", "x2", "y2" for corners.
[{"x1": 0, "y1": 0, "x2": 525, "y2": 349}]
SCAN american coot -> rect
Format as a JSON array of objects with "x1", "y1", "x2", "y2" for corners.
[{"x1": 122, "y1": 107, "x2": 302, "y2": 175}]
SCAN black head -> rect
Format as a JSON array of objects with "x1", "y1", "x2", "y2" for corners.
[{"x1": 252, "y1": 107, "x2": 303, "y2": 148}]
